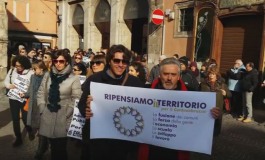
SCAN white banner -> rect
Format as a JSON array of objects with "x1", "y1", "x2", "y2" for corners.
[
  {"x1": 67, "y1": 100, "x2": 86, "y2": 140},
  {"x1": 90, "y1": 82, "x2": 216, "y2": 155},
  {"x1": 7, "y1": 75, "x2": 30, "y2": 102}
]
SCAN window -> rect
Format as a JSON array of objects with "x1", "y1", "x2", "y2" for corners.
[
  {"x1": 179, "y1": 8, "x2": 194, "y2": 32},
  {"x1": 13, "y1": 0, "x2": 29, "y2": 22},
  {"x1": 174, "y1": 1, "x2": 194, "y2": 37}
]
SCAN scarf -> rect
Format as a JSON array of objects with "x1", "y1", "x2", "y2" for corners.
[
  {"x1": 33, "y1": 74, "x2": 45, "y2": 93},
  {"x1": 47, "y1": 65, "x2": 71, "y2": 112},
  {"x1": 206, "y1": 79, "x2": 222, "y2": 92}
]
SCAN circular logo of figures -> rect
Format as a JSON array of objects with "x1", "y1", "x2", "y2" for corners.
[{"x1": 113, "y1": 106, "x2": 144, "y2": 137}]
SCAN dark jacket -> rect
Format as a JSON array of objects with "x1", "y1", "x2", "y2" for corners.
[
  {"x1": 78, "y1": 70, "x2": 144, "y2": 160},
  {"x1": 241, "y1": 69, "x2": 259, "y2": 92},
  {"x1": 181, "y1": 69, "x2": 199, "y2": 91},
  {"x1": 24, "y1": 72, "x2": 46, "y2": 128},
  {"x1": 199, "y1": 79, "x2": 231, "y2": 136},
  {"x1": 148, "y1": 64, "x2": 160, "y2": 84},
  {"x1": 138, "y1": 78, "x2": 190, "y2": 160}
]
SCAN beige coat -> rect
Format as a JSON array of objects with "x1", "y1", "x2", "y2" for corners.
[{"x1": 37, "y1": 71, "x2": 81, "y2": 138}]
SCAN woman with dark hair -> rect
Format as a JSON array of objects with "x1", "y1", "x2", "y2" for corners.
[
  {"x1": 129, "y1": 61, "x2": 147, "y2": 84},
  {"x1": 37, "y1": 50, "x2": 82, "y2": 160},
  {"x1": 73, "y1": 63, "x2": 87, "y2": 76},
  {"x1": 4, "y1": 55, "x2": 34, "y2": 147},
  {"x1": 78, "y1": 44, "x2": 144, "y2": 160},
  {"x1": 73, "y1": 63, "x2": 87, "y2": 85},
  {"x1": 88, "y1": 54, "x2": 106, "y2": 75}
]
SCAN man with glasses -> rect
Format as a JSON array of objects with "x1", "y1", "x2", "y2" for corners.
[
  {"x1": 78, "y1": 44, "x2": 145, "y2": 160},
  {"x1": 226, "y1": 59, "x2": 245, "y2": 117}
]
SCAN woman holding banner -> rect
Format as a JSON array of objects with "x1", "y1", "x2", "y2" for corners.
[
  {"x1": 198, "y1": 65, "x2": 231, "y2": 159},
  {"x1": 4, "y1": 55, "x2": 34, "y2": 147},
  {"x1": 37, "y1": 50, "x2": 81, "y2": 160}
]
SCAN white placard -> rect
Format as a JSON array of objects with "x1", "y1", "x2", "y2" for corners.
[
  {"x1": 90, "y1": 82, "x2": 216, "y2": 155},
  {"x1": 7, "y1": 75, "x2": 30, "y2": 102},
  {"x1": 67, "y1": 100, "x2": 86, "y2": 140}
]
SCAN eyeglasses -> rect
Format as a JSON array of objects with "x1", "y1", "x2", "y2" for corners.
[
  {"x1": 73, "y1": 68, "x2": 80, "y2": 71},
  {"x1": 53, "y1": 59, "x2": 65, "y2": 64},
  {"x1": 112, "y1": 58, "x2": 129, "y2": 65},
  {"x1": 90, "y1": 61, "x2": 103, "y2": 66},
  {"x1": 75, "y1": 57, "x2": 82, "y2": 60}
]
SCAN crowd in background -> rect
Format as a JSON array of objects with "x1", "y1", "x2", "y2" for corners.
[{"x1": 3, "y1": 44, "x2": 265, "y2": 160}]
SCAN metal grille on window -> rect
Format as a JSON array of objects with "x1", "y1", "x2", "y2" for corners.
[{"x1": 179, "y1": 8, "x2": 194, "y2": 32}]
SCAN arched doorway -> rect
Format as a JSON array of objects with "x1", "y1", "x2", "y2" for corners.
[
  {"x1": 72, "y1": 5, "x2": 84, "y2": 49},
  {"x1": 94, "y1": 0, "x2": 111, "y2": 49},
  {"x1": 124, "y1": 0, "x2": 149, "y2": 55},
  {"x1": 220, "y1": 15, "x2": 263, "y2": 74}
]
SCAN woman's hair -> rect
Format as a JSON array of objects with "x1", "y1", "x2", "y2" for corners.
[
  {"x1": 43, "y1": 51, "x2": 52, "y2": 59},
  {"x1": 74, "y1": 52, "x2": 83, "y2": 59},
  {"x1": 51, "y1": 49, "x2": 72, "y2": 65},
  {"x1": 130, "y1": 62, "x2": 146, "y2": 83},
  {"x1": 14, "y1": 55, "x2": 31, "y2": 69},
  {"x1": 90, "y1": 55, "x2": 106, "y2": 69},
  {"x1": 105, "y1": 44, "x2": 132, "y2": 68},
  {"x1": 32, "y1": 60, "x2": 48, "y2": 72},
  {"x1": 207, "y1": 65, "x2": 221, "y2": 79},
  {"x1": 73, "y1": 63, "x2": 87, "y2": 76}
]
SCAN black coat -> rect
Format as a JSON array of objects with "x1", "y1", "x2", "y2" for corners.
[
  {"x1": 241, "y1": 69, "x2": 259, "y2": 92},
  {"x1": 78, "y1": 70, "x2": 144, "y2": 160},
  {"x1": 181, "y1": 69, "x2": 199, "y2": 91}
]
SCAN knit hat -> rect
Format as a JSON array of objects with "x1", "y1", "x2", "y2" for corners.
[
  {"x1": 190, "y1": 61, "x2": 197, "y2": 68},
  {"x1": 179, "y1": 56, "x2": 189, "y2": 67}
]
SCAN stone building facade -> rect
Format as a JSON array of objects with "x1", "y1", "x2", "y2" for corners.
[
  {"x1": 58, "y1": 0, "x2": 163, "y2": 65},
  {"x1": 0, "y1": 0, "x2": 8, "y2": 90}
]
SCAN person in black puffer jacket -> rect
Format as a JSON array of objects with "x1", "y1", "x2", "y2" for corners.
[{"x1": 179, "y1": 57, "x2": 199, "y2": 91}]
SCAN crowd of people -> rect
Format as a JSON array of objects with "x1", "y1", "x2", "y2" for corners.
[{"x1": 3, "y1": 44, "x2": 265, "y2": 160}]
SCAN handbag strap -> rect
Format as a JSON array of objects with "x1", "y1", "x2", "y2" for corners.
[
  {"x1": 121, "y1": 73, "x2": 129, "y2": 86},
  {"x1": 44, "y1": 72, "x2": 49, "y2": 103},
  {"x1": 9, "y1": 68, "x2": 14, "y2": 84}
]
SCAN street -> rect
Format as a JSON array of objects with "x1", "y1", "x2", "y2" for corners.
[{"x1": 0, "y1": 90, "x2": 265, "y2": 160}]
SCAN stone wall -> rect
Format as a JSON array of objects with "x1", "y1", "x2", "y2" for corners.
[{"x1": 0, "y1": 0, "x2": 8, "y2": 91}]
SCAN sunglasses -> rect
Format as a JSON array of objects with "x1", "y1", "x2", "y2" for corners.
[
  {"x1": 53, "y1": 59, "x2": 65, "y2": 64},
  {"x1": 112, "y1": 58, "x2": 129, "y2": 65},
  {"x1": 73, "y1": 68, "x2": 80, "y2": 71},
  {"x1": 90, "y1": 61, "x2": 103, "y2": 66},
  {"x1": 75, "y1": 57, "x2": 82, "y2": 60}
]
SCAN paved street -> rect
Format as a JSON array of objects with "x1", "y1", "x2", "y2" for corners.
[{"x1": 0, "y1": 89, "x2": 265, "y2": 160}]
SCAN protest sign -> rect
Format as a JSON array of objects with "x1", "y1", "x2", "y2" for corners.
[
  {"x1": 90, "y1": 82, "x2": 216, "y2": 154},
  {"x1": 67, "y1": 100, "x2": 86, "y2": 140},
  {"x1": 7, "y1": 75, "x2": 30, "y2": 102}
]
